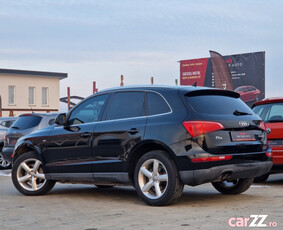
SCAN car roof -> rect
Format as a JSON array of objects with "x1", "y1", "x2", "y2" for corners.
[
  {"x1": 0, "y1": 117, "x2": 17, "y2": 121},
  {"x1": 96, "y1": 85, "x2": 238, "y2": 95},
  {"x1": 19, "y1": 113, "x2": 58, "y2": 118},
  {"x1": 75, "y1": 85, "x2": 240, "y2": 106},
  {"x1": 253, "y1": 97, "x2": 283, "y2": 107},
  {"x1": 97, "y1": 85, "x2": 197, "y2": 92}
]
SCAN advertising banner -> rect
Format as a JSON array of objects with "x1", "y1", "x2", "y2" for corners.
[{"x1": 180, "y1": 51, "x2": 265, "y2": 106}]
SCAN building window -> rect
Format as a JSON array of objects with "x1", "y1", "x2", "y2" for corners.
[
  {"x1": 29, "y1": 87, "x2": 35, "y2": 105},
  {"x1": 8, "y1": 86, "x2": 15, "y2": 105},
  {"x1": 42, "y1": 87, "x2": 48, "y2": 106}
]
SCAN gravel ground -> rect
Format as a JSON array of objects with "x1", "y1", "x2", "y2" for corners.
[{"x1": 0, "y1": 170, "x2": 282, "y2": 230}]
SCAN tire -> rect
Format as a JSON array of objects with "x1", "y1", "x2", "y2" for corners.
[
  {"x1": 211, "y1": 178, "x2": 253, "y2": 195},
  {"x1": 12, "y1": 152, "x2": 55, "y2": 196},
  {"x1": 0, "y1": 152, "x2": 11, "y2": 170},
  {"x1": 134, "y1": 150, "x2": 184, "y2": 206},
  {"x1": 254, "y1": 173, "x2": 270, "y2": 183}
]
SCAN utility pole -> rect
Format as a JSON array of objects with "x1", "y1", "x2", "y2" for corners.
[
  {"x1": 93, "y1": 81, "x2": 98, "y2": 93},
  {"x1": 67, "y1": 87, "x2": 71, "y2": 110},
  {"x1": 120, "y1": 75, "x2": 124, "y2": 86}
]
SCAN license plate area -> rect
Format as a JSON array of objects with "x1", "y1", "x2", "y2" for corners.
[{"x1": 230, "y1": 131, "x2": 256, "y2": 142}]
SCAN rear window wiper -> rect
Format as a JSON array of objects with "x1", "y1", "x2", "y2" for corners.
[
  {"x1": 233, "y1": 110, "x2": 252, "y2": 116},
  {"x1": 11, "y1": 126, "x2": 19, "y2": 129}
]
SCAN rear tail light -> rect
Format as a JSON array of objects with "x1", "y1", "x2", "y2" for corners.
[
  {"x1": 183, "y1": 121, "x2": 224, "y2": 137},
  {"x1": 191, "y1": 154, "x2": 232, "y2": 163},
  {"x1": 4, "y1": 135, "x2": 7, "y2": 144},
  {"x1": 259, "y1": 121, "x2": 266, "y2": 131},
  {"x1": 266, "y1": 149, "x2": 272, "y2": 158}
]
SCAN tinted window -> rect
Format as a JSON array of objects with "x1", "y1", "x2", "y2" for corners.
[
  {"x1": 187, "y1": 95, "x2": 252, "y2": 115},
  {"x1": 0, "y1": 120, "x2": 15, "y2": 128},
  {"x1": 106, "y1": 92, "x2": 145, "y2": 120},
  {"x1": 253, "y1": 103, "x2": 283, "y2": 122},
  {"x1": 11, "y1": 116, "x2": 42, "y2": 130},
  {"x1": 235, "y1": 87, "x2": 244, "y2": 92},
  {"x1": 69, "y1": 94, "x2": 108, "y2": 125},
  {"x1": 147, "y1": 92, "x2": 170, "y2": 115}
]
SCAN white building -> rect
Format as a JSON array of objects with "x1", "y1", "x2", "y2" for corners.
[{"x1": 0, "y1": 68, "x2": 67, "y2": 117}]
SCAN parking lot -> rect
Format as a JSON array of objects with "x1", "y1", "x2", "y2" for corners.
[{"x1": 0, "y1": 170, "x2": 282, "y2": 230}]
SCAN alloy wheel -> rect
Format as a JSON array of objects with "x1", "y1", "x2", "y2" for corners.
[
  {"x1": 16, "y1": 158, "x2": 46, "y2": 191},
  {"x1": 138, "y1": 159, "x2": 168, "y2": 199},
  {"x1": 0, "y1": 153, "x2": 11, "y2": 168}
]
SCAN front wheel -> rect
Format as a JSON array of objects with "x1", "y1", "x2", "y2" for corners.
[
  {"x1": 12, "y1": 152, "x2": 55, "y2": 196},
  {"x1": 134, "y1": 150, "x2": 184, "y2": 206},
  {"x1": 212, "y1": 178, "x2": 253, "y2": 195}
]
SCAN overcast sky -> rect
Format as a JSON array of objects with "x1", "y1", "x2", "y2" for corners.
[{"x1": 0, "y1": 0, "x2": 282, "y2": 99}]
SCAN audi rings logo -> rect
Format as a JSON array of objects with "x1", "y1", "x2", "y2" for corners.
[{"x1": 239, "y1": 121, "x2": 249, "y2": 127}]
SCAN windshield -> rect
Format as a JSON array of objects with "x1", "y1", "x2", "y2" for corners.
[
  {"x1": 234, "y1": 87, "x2": 244, "y2": 92},
  {"x1": 11, "y1": 116, "x2": 42, "y2": 130},
  {"x1": 253, "y1": 103, "x2": 283, "y2": 122}
]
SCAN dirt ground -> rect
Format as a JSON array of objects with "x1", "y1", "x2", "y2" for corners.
[{"x1": 0, "y1": 169, "x2": 282, "y2": 230}]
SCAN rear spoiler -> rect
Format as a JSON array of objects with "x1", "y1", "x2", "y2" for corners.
[{"x1": 185, "y1": 89, "x2": 240, "y2": 98}]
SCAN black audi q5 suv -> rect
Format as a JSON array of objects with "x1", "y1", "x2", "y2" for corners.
[{"x1": 11, "y1": 86, "x2": 272, "y2": 206}]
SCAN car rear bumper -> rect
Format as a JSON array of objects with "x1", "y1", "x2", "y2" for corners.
[
  {"x1": 1, "y1": 147, "x2": 14, "y2": 163},
  {"x1": 179, "y1": 161, "x2": 273, "y2": 186}
]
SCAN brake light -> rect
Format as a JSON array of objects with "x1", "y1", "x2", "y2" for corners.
[
  {"x1": 191, "y1": 155, "x2": 232, "y2": 163},
  {"x1": 266, "y1": 149, "x2": 272, "y2": 158},
  {"x1": 259, "y1": 121, "x2": 266, "y2": 131},
  {"x1": 4, "y1": 135, "x2": 7, "y2": 144},
  {"x1": 183, "y1": 121, "x2": 224, "y2": 137},
  {"x1": 21, "y1": 114, "x2": 32, "y2": 117}
]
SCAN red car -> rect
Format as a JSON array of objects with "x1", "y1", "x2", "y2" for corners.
[
  {"x1": 235, "y1": 85, "x2": 261, "y2": 103},
  {"x1": 253, "y1": 98, "x2": 283, "y2": 181}
]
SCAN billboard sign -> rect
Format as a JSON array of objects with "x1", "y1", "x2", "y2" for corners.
[{"x1": 180, "y1": 51, "x2": 265, "y2": 106}]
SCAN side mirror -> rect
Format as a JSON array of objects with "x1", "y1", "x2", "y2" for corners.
[
  {"x1": 266, "y1": 128, "x2": 271, "y2": 135},
  {"x1": 55, "y1": 113, "x2": 67, "y2": 126}
]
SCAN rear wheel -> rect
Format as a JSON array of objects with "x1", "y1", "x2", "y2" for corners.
[
  {"x1": 134, "y1": 150, "x2": 184, "y2": 206},
  {"x1": 12, "y1": 152, "x2": 55, "y2": 196},
  {"x1": 212, "y1": 178, "x2": 253, "y2": 195},
  {"x1": 0, "y1": 153, "x2": 11, "y2": 169}
]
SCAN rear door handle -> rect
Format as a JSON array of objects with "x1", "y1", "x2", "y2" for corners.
[
  {"x1": 128, "y1": 128, "x2": 139, "y2": 135},
  {"x1": 80, "y1": 132, "x2": 92, "y2": 138}
]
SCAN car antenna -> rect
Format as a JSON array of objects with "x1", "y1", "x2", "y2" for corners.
[{"x1": 193, "y1": 82, "x2": 197, "y2": 87}]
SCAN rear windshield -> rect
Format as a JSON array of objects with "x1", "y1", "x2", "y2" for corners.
[
  {"x1": 11, "y1": 116, "x2": 42, "y2": 130},
  {"x1": 187, "y1": 95, "x2": 252, "y2": 115}
]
